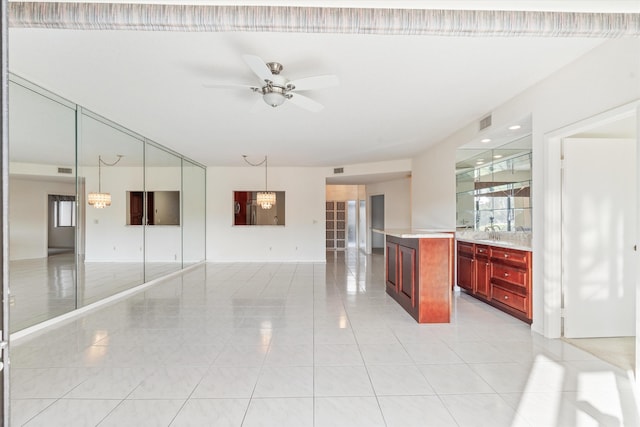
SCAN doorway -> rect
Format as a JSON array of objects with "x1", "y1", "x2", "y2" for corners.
[
  {"x1": 371, "y1": 194, "x2": 385, "y2": 254},
  {"x1": 47, "y1": 194, "x2": 76, "y2": 256},
  {"x1": 544, "y1": 103, "x2": 639, "y2": 375}
]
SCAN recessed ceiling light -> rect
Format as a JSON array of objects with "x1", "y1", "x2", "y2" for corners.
[
  {"x1": 481, "y1": 138, "x2": 491, "y2": 143},
  {"x1": 508, "y1": 125, "x2": 521, "y2": 130},
  {"x1": 493, "y1": 155, "x2": 503, "y2": 159},
  {"x1": 476, "y1": 160, "x2": 484, "y2": 165}
]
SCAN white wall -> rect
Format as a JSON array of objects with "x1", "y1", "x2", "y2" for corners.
[
  {"x1": 367, "y1": 177, "x2": 412, "y2": 229},
  {"x1": 411, "y1": 38, "x2": 640, "y2": 335},
  {"x1": 326, "y1": 185, "x2": 361, "y2": 201},
  {"x1": 207, "y1": 166, "x2": 327, "y2": 262},
  {"x1": 84, "y1": 166, "x2": 144, "y2": 262},
  {"x1": 9, "y1": 176, "x2": 75, "y2": 260}
]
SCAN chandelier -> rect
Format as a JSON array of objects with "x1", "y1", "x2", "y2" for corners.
[
  {"x1": 243, "y1": 155, "x2": 276, "y2": 210},
  {"x1": 87, "y1": 154, "x2": 123, "y2": 209},
  {"x1": 256, "y1": 191, "x2": 276, "y2": 209}
]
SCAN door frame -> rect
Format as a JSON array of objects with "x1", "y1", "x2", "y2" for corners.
[
  {"x1": 543, "y1": 102, "x2": 640, "y2": 355},
  {"x1": 1, "y1": 0, "x2": 9, "y2": 422}
]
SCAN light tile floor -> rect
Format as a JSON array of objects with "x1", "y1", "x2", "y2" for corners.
[
  {"x1": 10, "y1": 254, "x2": 185, "y2": 332},
  {"x1": 10, "y1": 250, "x2": 640, "y2": 426}
]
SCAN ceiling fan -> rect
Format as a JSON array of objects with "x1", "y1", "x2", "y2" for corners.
[{"x1": 204, "y1": 54, "x2": 339, "y2": 112}]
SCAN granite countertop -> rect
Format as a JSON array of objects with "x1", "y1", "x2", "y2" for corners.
[
  {"x1": 455, "y1": 236, "x2": 532, "y2": 252},
  {"x1": 373, "y1": 228, "x2": 455, "y2": 239}
]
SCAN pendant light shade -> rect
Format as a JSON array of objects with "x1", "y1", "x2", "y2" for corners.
[
  {"x1": 257, "y1": 191, "x2": 276, "y2": 209},
  {"x1": 87, "y1": 192, "x2": 111, "y2": 209}
]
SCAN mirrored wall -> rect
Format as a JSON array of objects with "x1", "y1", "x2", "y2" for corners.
[
  {"x1": 455, "y1": 118, "x2": 532, "y2": 233},
  {"x1": 8, "y1": 75, "x2": 206, "y2": 332}
]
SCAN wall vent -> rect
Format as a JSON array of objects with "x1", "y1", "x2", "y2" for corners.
[
  {"x1": 479, "y1": 114, "x2": 492, "y2": 131},
  {"x1": 333, "y1": 167, "x2": 344, "y2": 174},
  {"x1": 57, "y1": 167, "x2": 72, "y2": 174}
]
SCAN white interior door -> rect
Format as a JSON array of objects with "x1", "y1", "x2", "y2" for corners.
[{"x1": 563, "y1": 138, "x2": 636, "y2": 338}]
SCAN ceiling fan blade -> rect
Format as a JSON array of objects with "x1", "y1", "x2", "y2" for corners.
[
  {"x1": 242, "y1": 54, "x2": 273, "y2": 83},
  {"x1": 288, "y1": 75, "x2": 339, "y2": 91},
  {"x1": 203, "y1": 82, "x2": 257, "y2": 90},
  {"x1": 288, "y1": 93, "x2": 324, "y2": 112}
]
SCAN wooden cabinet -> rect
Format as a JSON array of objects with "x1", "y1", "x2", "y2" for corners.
[
  {"x1": 456, "y1": 240, "x2": 532, "y2": 323},
  {"x1": 490, "y1": 246, "x2": 532, "y2": 322},
  {"x1": 386, "y1": 234, "x2": 453, "y2": 323},
  {"x1": 456, "y1": 241, "x2": 474, "y2": 292},
  {"x1": 398, "y1": 245, "x2": 417, "y2": 307},
  {"x1": 475, "y1": 245, "x2": 490, "y2": 299},
  {"x1": 386, "y1": 241, "x2": 399, "y2": 290}
]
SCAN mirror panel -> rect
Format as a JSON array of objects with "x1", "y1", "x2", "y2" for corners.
[
  {"x1": 456, "y1": 131, "x2": 532, "y2": 233},
  {"x1": 182, "y1": 159, "x2": 206, "y2": 266},
  {"x1": 8, "y1": 75, "x2": 207, "y2": 332},
  {"x1": 145, "y1": 143, "x2": 182, "y2": 281},
  {"x1": 233, "y1": 191, "x2": 285, "y2": 226},
  {"x1": 79, "y1": 113, "x2": 145, "y2": 305},
  {"x1": 8, "y1": 81, "x2": 77, "y2": 331}
]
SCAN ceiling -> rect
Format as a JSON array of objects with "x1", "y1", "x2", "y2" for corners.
[{"x1": 6, "y1": 2, "x2": 634, "y2": 170}]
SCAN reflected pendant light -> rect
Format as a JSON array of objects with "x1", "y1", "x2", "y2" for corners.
[
  {"x1": 88, "y1": 155, "x2": 123, "y2": 209},
  {"x1": 243, "y1": 155, "x2": 276, "y2": 210},
  {"x1": 257, "y1": 155, "x2": 275, "y2": 210},
  {"x1": 257, "y1": 191, "x2": 276, "y2": 209}
]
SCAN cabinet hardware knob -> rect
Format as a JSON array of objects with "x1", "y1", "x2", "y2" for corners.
[
  {"x1": 504, "y1": 295, "x2": 509, "y2": 300},
  {"x1": 504, "y1": 273, "x2": 509, "y2": 277},
  {"x1": 504, "y1": 254, "x2": 509, "y2": 258}
]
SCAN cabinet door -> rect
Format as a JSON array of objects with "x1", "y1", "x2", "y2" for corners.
[
  {"x1": 475, "y1": 256, "x2": 490, "y2": 298},
  {"x1": 386, "y1": 242, "x2": 399, "y2": 291},
  {"x1": 399, "y1": 245, "x2": 416, "y2": 307},
  {"x1": 457, "y1": 253, "x2": 474, "y2": 292}
]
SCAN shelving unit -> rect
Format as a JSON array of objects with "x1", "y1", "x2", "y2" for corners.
[{"x1": 326, "y1": 201, "x2": 346, "y2": 250}]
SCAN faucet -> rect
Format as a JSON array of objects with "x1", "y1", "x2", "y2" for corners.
[{"x1": 484, "y1": 224, "x2": 501, "y2": 240}]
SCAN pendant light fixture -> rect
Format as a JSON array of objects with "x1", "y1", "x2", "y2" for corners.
[
  {"x1": 243, "y1": 155, "x2": 276, "y2": 210},
  {"x1": 87, "y1": 154, "x2": 123, "y2": 208}
]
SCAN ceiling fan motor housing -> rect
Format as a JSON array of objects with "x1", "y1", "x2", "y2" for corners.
[{"x1": 260, "y1": 73, "x2": 292, "y2": 107}]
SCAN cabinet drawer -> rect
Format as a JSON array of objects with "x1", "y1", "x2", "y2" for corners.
[
  {"x1": 457, "y1": 241, "x2": 474, "y2": 256},
  {"x1": 491, "y1": 247, "x2": 528, "y2": 267},
  {"x1": 492, "y1": 286, "x2": 526, "y2": 313},
  {"x1": 475, "y1": 245, "x2": 489, "y2": 257},
  {"x1": 491, "y1": 264, "x2": 527, "y2": 287}
]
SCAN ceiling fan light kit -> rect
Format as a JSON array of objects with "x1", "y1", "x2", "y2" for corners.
[{"x1": 205, "y1": 55, "x2": 338, "y2": 112}]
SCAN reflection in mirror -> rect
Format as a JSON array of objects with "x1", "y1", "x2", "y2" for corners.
[
  {"x1": 145, "y1": 143, "x2": 183, "y2": 281},
  {"x1": 79, "y1": 112, "x2": 145, "y2": 305},
  {"x1": 233, "y1": 191, "x2": 285, "y2": 225},
  {"x1": 182, "y1": 160, "x2": 206, "y2": 267},
  {"x1": 8, "y1": 75, "x2": 208, "y2": 332},
  {"x1": 455, "y1": 117, "x2": 532, "y2": 233},
  {"x1": 8, "y1": 79, "x2": 77, "y2": 331},
  {"x1": 127, "y1": 191, "x2": 180, "y2": 225}
]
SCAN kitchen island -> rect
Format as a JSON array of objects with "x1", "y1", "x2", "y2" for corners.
[{"x1": 380, "y1": 229, "x2": 454, "y2": 323}]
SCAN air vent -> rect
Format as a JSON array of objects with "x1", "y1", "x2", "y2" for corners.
[
  {"x1": 479, "y1": 115, "x2": 492, "y2": 131},
  {"x1": 333, "y1": 167, "x2": 344, "y2": 174},
  {"x1": 57, "y1": 167, "x2": 72, "y2": 174}
]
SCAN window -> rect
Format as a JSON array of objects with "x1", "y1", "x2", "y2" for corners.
[{"x1": 53, "y1": 198, "x2": 76, "y2": 227}]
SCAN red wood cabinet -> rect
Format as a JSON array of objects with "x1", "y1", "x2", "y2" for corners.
[
  {"x1": 456, "y1": 242, "x2": 474, "y2": 292},
  {"x1": 475, "y1": 245, "x2": 490, "y2": 299},
  {"x1": 386, "y1": 235, "x2": 453, "y2": 323},
  {"x1": 456, "y1": 240, "x2": 532, "y2": 323}
]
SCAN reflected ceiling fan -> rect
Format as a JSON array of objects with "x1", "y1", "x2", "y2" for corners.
[{"x1": 204, "y1": 54, "x2": 339, "y2": 112}]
